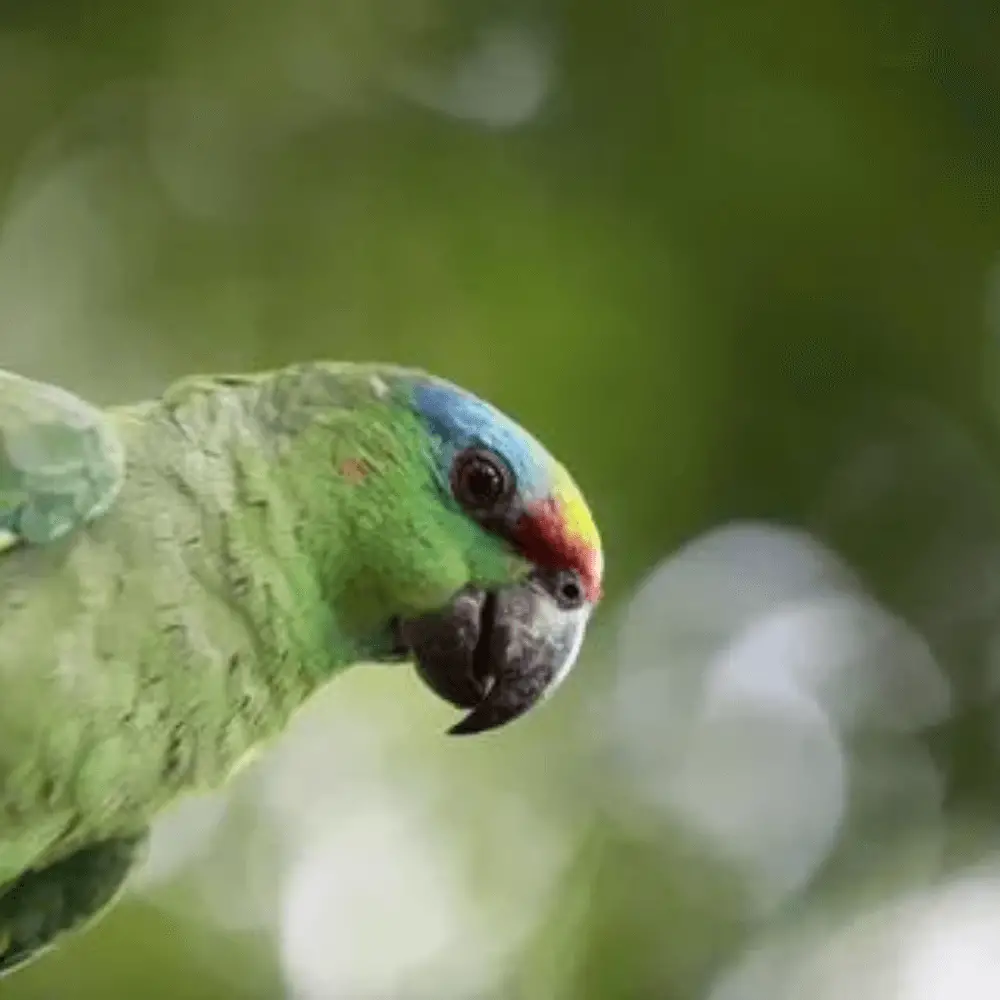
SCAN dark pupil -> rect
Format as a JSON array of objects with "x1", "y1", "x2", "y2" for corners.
[{"x1": 464, "y1": 460, "x2": 500, "y2": 502}]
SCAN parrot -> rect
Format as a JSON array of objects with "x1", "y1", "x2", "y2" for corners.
[{"x1": 0, "y1": 360, "x2": 603, "y2": 975}]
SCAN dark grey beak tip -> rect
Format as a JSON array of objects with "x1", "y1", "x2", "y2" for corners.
[
  {"x1": 447, "y1": 715, "x2": 485, "y2": 737},
  {"x1": 446, "y1": 697, "x2": 532, "y2": 737}
]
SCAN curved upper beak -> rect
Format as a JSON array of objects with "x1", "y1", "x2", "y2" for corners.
[{"x1": 398, "y1": 572, "x2": 592, "y2": 736}]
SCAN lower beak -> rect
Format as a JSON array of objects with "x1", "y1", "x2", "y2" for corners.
[{"x1": 398, "y1": 572, "x2": 592, "y2": 736}]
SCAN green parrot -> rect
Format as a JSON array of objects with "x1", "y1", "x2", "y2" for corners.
[{"x1": 0, "y1": 361, "x2": 603, "y2": 975}]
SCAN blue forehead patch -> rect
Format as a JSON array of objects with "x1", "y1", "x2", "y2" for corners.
[{"x1": 408, "y1": 380, "x2": 550, "y2": 500}]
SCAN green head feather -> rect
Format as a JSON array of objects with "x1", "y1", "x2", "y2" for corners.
[{"x1": 250, "y1": 362, "x2": 602, "y2": 653}]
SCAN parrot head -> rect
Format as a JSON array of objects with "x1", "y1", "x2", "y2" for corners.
[{"x1": 390, "y1": 374, "x2": 603, "y2": 736}]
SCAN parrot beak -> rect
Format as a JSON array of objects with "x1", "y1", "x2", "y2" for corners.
[{"x1": 398, "y1": 571, "x2": 592, "y2": 736}]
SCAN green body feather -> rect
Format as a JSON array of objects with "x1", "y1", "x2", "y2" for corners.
[{"x1": 0, "y1": 363, "x2": 525, "y2": 883}]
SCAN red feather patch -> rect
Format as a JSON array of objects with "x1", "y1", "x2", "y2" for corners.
[{"x1": 514, "y1": 498, "x2": 602, "y2": 603}]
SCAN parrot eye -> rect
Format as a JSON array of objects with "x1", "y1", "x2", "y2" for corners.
[{"x1": 451, "y1": 448, "x2": 514, "y2": 514}]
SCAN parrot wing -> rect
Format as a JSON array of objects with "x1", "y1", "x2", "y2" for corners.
[{"x1": 0, "y1": 369, "x2": 125, "y2": 550}]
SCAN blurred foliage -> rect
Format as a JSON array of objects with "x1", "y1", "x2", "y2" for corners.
[{"x1": 3, "y1": 0, "x2": 1000, "y2": 997}]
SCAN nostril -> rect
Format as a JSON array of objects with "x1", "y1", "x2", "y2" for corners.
[
  {"x1": 529, "y1": 569, "x2": 587, "y2": 608},
  {"x1": 547, "y1": 570, "x2": 585, "y2": 610}
]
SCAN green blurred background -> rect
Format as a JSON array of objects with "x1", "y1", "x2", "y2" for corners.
[{"x1": 4, "y1": 0, "x2": 1000, "y2": 997}]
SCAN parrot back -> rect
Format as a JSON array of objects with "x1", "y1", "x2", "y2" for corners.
[{"x1": 0, "y1": 387, "x2": 338, "y2": 871}]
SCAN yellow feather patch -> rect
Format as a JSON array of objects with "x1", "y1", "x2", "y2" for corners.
[{"x1": 551, "y1": 463, "x2": 603, "y2": 576}]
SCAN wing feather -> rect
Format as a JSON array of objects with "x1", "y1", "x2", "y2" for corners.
[{"x1": 0, "y1": 370, "x2": 125, "y2": 548}]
